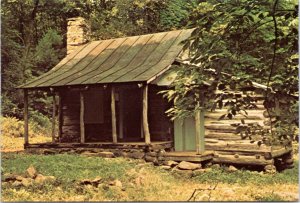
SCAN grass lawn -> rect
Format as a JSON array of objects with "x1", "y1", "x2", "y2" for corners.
[{"x1": 1, "y1": 152, "x2": 299, "y2": 201}]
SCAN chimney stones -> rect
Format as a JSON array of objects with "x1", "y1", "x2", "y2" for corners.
[{"x1": 67, "y1": 17, "x2": 90, "y2": 55}]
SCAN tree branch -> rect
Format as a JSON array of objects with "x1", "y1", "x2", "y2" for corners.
[{"x1": 265, "y1": 0, "x2": 279, "y2": 136}]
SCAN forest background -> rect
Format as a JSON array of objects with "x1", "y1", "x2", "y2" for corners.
[{"x1": 1, "y1": 0, "x2": 198, "y2": 134}]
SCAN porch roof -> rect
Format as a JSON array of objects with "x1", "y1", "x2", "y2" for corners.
[{"x1": 19, "y1": 28, "x2": 194, "y2": 89}]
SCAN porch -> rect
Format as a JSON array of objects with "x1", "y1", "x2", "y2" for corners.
[{"x1": 25, "y1": 141, "x2": 173, "y2": 150}]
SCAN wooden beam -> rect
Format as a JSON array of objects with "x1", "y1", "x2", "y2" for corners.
[
  {"x1": 195, "y1": 104, "x2": 205, "y2": 154},
  {"x1": 80, "y1": 92, "x2": 85, "y2": 143},
  {"x1": 111, "y1": 87, "x2": 117, "y2": 143},
  {"x1": 143, "y1": 85, "x2": 151, "y2": 144},
  {"x1": 213, "y1": 154, "x2": 274, "y2": 166},
  {"x1": 24, "y1": 89, "x2": 29, "y2": 145},
  {"x1": 52, "y1": 94, "x2": 56, "y2": 143}
]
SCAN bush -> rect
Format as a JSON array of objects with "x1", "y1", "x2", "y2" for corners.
[{"x1": 1, "y1": 116, "x2": 51, "y2": 138}]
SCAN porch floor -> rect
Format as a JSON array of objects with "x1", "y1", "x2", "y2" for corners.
[{"x1": 25, "y1": 141, "x2": 173, "y2": 149}]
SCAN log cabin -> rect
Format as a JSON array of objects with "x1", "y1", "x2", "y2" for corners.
[{"x1": 18, "y1": 17, "x2": 294, "y2": 169}]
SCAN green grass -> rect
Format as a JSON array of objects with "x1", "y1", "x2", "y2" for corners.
[
  {"x1": 1, "y1": 153, "x2": 299, "y2": 201},
  {"x1": 192, "y1": 162, "x2": 299, "y2": 185},
  {"x1": 254, "y1": 193, "x2": 286, "y2": 201},
  {"x1": 1, "y1": 153, "x2": 137, "y2": 182}
]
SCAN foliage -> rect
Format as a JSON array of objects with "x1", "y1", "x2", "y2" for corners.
[
  {"x1": 34, "y1": 30, "x2": 64, "y2": 74},
  {"x1": 164, "y1": 0, "x2": 298, "y2": 146},
  {"x1": 160, "y1": 0, "x2": 198, "y2": 30},
  {"x1": 0, "y1": 116, "x2": 51, "y2": 138},
  {"x1": 1, "y1": 134, "x2": 51, "y2": 152}
]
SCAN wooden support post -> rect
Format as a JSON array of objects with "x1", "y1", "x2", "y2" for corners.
[
  {"x1": 80, "y1": 92, "x2": 85, "y2": 143},
  {"x1": 195, "y1": 103, "x2": 205, "y2": 154},
  {"x1": 58, "y1": 93, "x2": 62, "y2": 140},
  {"x1": 143, "y1": 85, "x2": 151, "y2": 144},
  {"x1": 52, "y1": 94, "x2": 56, "y2": 143},
  {"x1": 24, "y1": 89, "x2": 29, "y2": 145},
  {"x1": 111, "y1": 87, "x2": 117, "y2": 144}
]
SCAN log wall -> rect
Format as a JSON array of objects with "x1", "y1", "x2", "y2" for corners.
[
  {"x1": 204, "y1": 93, "x2": 267, "y2": 143},
  {"x1": 59, "y1": 88, "x2": 112, "y2": 142},
  {"x1": 60, "y1": 91, "x2": 80, "y2": 142},
  {"x1": 204, "y1": 91, "x2": 280, "y2": 164}
]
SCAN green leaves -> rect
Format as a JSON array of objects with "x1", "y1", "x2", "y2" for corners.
[{"x1": 164, "y1": 0, "x2": 298, "y2": 147}]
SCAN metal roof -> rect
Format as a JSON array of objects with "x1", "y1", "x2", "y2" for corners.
[{"x1": 19, "y1": 29, "x2": 194, "y2": 89}]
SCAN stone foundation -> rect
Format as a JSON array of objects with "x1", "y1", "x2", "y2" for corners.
[{"x1": 25, "y1": 146, "x2": 170, "y2": 166}]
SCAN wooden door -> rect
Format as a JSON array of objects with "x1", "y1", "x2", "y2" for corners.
[{"x1": 174, "y1": 117, "x2": 196, "y2": 151}]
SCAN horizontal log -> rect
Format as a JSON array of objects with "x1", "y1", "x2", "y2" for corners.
[
  {"x1": 214, "y1": 150, "x2": 266, "y2": 156},
  {"x1": 205, "y1": 140, "x2": 271, "y2": 153},
  {"x1": 63, "y1": 118, "x2": 80, "y2": 125},
  {"x1": 62, "y1": 112, "x2": 80, "y2": 117},
  {"x1": 205, "y1": 119, "x2": 264, "y2": 126},
  {"x1": 271, "y1": 146, "x2": 292, "y2": 158},
  {"x1": 206, "y1": 110, "x2": 265, "y2": 119},
  {"x1": 207, "y1": 109, "x2": 264, "y2": 113},
  {"x1": 212, "y1": 154, "x2": 274, "y2": 166},
  {"x1": 205, "y1": 133, "x2": 241, "y2": 141},
  {"x1": 205, "y1": 133, "x2": 262, "y2": 141},
  {"x1": 205, "y1": 114, "x2": 264, "y2": 120}
]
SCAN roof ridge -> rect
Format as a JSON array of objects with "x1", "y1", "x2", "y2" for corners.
[{"x1": 91, "y1": 28, "x2": 195, "y2": 43}]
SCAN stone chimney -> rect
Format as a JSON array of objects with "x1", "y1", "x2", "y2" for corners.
[{"x1": 67, "y1": 17, "x2": 90, "y2": 55}]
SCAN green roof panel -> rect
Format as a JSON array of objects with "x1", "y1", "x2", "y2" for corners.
[{"x1": 19, "y1": 28, "x2": 194, "y2": 89}]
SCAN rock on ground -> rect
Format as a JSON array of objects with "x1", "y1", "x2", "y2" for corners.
[
  {"x1": 21, "y1": 178, "x2": 33, "y2": 187},
  {"x1": 163, "y1": 160, "x2": 178, "y2": 167},
  {"x1": 264, "y1": 165, "x2": 276, "y2": 174},
  {"x1": 177, "y1": 161, "x2": 201, "y2": 170},
  {"x1": 172, "y1": 168, "x2": 193, "y2": 178},
  {"x1": 114, "y1": 179, "x2": 123, "y2": 188},
  {"x1": 35, "y1": 174, "x2": 56, "y2": 185},
  {"x1": 80, "y1": 176, "x2": 102, "y2": 186},
  {"x1": 211, "y1": 164, "x2": 221, "y2": 169},
  {"x1": 98, "y1": 152, "x2": 115, "y2": 158},
  {"x1": 3, "y1": 173, "x2": 18, "y2": 182},
  {"x1": 160, "y1": 165, "x2": 171, "y2": 170},
  {"x1": 227, "y1": 165, "x2": 238, "y2": 172},
  {"x1": 12, "y1": 181, "x2": 22, "y2": 187},
  {"x1": 26, "y1": 165, "x2": 37, "y2": 179}
]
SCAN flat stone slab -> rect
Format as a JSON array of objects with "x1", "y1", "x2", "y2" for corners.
[
  {"x1": 177, "y1": 161, "x2": 201, "y2": 170},
  {"x1": 98, "y1": 152, "x2": 115, "y2": 158}
]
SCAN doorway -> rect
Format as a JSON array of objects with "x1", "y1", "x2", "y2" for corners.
[{"x1": 118, "y1": 88, "x2": 143, "y2": 142}]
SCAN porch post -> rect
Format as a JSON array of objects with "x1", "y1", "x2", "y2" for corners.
[
  {"x1": 111, "y1": 87, "x2": 117, "y2": 143},
  {"x1": 80, "y1": 92, "x2": 85, "y2": 143},
  {"x1": 51, "y1": 94, "x2": 56, "y2": 143},
  {"x1": 24, "y1": 89, "x2": 29, "y2": 145},
  {"x1": 142, "y1": 85, "x2": 150, "y2": 144},
  {"x1": 195, "y1": 102, "x2": 205, "y2": 154}
]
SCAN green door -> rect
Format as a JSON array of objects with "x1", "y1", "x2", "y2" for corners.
[{"x1": 174, "y1": 117, "x2": 196, "y2": 151}]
